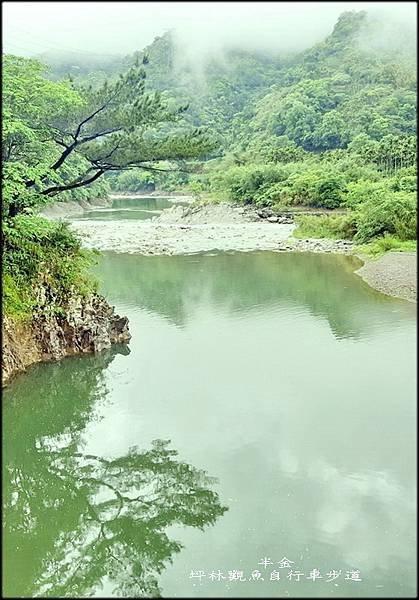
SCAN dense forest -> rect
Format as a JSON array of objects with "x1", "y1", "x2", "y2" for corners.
[
  {"x1": 136, "y1": 10, "x2": 416, "y2": 250},
  {"x1": 2, "y1": 10, "x2": 417, "y2": 319},
  {"x1": 44, "y1": 10, "x2": 416, "y2": 247}
]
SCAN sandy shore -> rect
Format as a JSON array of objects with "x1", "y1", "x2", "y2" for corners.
[
  {"x1": 355, "y1": 252, "x2": 417, "y2": 302},
  {"x1": 71, "y1": 220, "x2": 296, "y2": 254},
  {"x1": 70, "y1": 202, "x2": 353, "y2": 255},
  {"x1": 69, "y1": 200, "x2": 416, "y2": 302}
]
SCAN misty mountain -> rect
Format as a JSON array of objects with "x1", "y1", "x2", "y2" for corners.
[{"x1": 39, "y1": 9, "x2": 415, "y2": 156}]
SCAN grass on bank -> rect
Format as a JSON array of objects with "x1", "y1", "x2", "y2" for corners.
[
  {"x1": 3, "y1": 215, "x2": 98, "y2": 320},
  {"x1": 293, "y1": 213, "x2": 417, "y2": 257},
  {"x1": 292, "y1": 214, "x2": 355, "y2": 239},
  {"x1": 355, "y1": 236, "x2": 417, "y2": 258}
]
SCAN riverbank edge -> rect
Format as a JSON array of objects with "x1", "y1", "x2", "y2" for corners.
[
  {"x1": 4, "y1": 202, "x2": 414, "y2": 384},
  {"x1": 39, "y1": 193, "x2": 195, "y2": 220},
  {"x1": 353, "y1": 251, "x2": 417, "y2": 303},
  {"x1": 2, "y1": 288, "x2": 131, "y2": 387},
  {"x1": 155, "y1": 202, "x2": 417, "y2": 302},
  {"x1": 45, "y1": 197, "x2": 417, "y2": 304},
  {"x1": 39, "y1": 196, "x2": 113, "y2": 218},
  {"x1": 2, "y1": 198, "x2": 134, "y2": 385}
]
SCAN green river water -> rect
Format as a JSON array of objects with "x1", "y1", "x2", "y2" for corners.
[
  {"x1": 71, "y1": 196, "x2": 189, "y2": 221},
  {"x1": 3, "y1": 199, "x2": 417, "y2": 598}
]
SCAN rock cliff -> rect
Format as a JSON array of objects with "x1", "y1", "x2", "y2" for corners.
[{"x1": 2, "y1": 290, "x2": 130, "y2": 385}]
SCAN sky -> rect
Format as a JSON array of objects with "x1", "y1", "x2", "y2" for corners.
[{"x1": 2, "y1": 1, "x2": 416, "y2": 60}]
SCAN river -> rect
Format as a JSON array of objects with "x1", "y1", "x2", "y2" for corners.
[{"x1": 3, "y1": 197, "x2": 417, "y2": 598}]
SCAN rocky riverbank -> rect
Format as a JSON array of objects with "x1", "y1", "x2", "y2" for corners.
[
  {"x1": 66, "y1": 199, "x2": 416, "y2": 302},
  {"x1": 152, "y1": 203, "x2": 416, "y2": 299},
  {"x1": 355, "y1": 251, "x2": 417, "y2": 302},
  {"x1": 2, "y1": 290, "x2": 131, "y2": 386},
  {"x1": 154, "y1": 202, "x2": 294, "y2": 224},
  {"x1": 70, "y1": 201, "x2": 354, "y2": 255},
  {"x1": 40, "y1": 196, "x2": 113, "y2": 219}
]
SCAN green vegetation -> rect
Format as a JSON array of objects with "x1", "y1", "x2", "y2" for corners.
[
  {"x1": 2, "y1": 216, "x2": 97, "y2": 319},
  {"x1": 2, "y1": 9, "x2": 417, "y2": 321},
  {"x1": 195, "y1": 12, "x2": 416, "y2": 249},
  {"x1": 2, "y1": 53, "x2": 213, "y2": 318},
  {"x1": 88, "y1": 10, "x2": 417, "y2": 252},
  {"x1": 109, "y1": 169, "x2": 156, "y2": 193},
  {"x1": 43, "y1": 11, "x2": 416, "y2": 255},
  {"x1": 293, "y1": 214, "x2": 355, "y2": 240},
  {"x1": 356, "y1": 235, "x2": 417, "y2": 258}
]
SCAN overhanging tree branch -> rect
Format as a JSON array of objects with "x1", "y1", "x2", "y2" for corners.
[
  {"x1": 41, "y1": 169, "x2": 104, "y2": 196},
  {"x1": 6, "y1": 58, "x2": 214, "y2": 214}
]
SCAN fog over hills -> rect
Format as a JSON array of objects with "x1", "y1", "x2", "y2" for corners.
[{"x1": 3, "y1": 1, "x2": 416, "y2": 66}]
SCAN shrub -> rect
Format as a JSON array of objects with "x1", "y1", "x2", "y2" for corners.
[
  {"x1": 353, "y1": 191, "x2": 417, "y2": 242},
  {"x1": 314, "y1": 175, "x2": 345, "y2": 208},
  {"x1": 344, "y1": 180, "x2": 387, "y2": 208},
  {"x1": 218, "y1": 164, "x2": 289, "y2": 204},
  {"x1": 2, "y1": 273, "x2": 33, "y2": 320},
  {"x1": 110, "y1": 169, "x2": 155, "y2": 192},
  {"x1": 293, "y1": 214, "x2": 356, "y2": 239},
  {"x1": 286, "y1": 170, "x2": 346, "y2": 208},
  {"x1": 389, "y1": 166, "x2": 417, "y2": 193},
  {"x1": 217, "y1": 163, "x2": 347, "y2": 208},
  {"x1": 256, "y1": 181, "x2": 292, "y2": 206},
  {"x1": 2, "y1": 216, "x2": 97, "y2": 318}
]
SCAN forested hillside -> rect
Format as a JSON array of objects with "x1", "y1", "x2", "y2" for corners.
[
  {"x1": 3, "y1": 8, "x2": 417, "y2": 324},
  {"x1": 3, "y1": 4, "x2": 417, "y2": 595},
  {"x1": 40, "y1": 10, "x2": 416, "y2": 252}
]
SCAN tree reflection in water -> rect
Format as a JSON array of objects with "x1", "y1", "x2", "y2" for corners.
[{"x1": 3, "y1": 349, "x2": 227, "y2": 597}]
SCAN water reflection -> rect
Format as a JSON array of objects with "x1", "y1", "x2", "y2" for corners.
[
  {"x1": 96, "y1": 251, "x2": 414, "y2": 340},
  {"x1": 72, "y1": 197, "x2": 189, "y2": 222},
  {"x1": 3, "y1": 249, "x2": 416, "y2": 598},
  {"x1": 3, "y1": 349, "x2": 227, "y2": 598}
]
